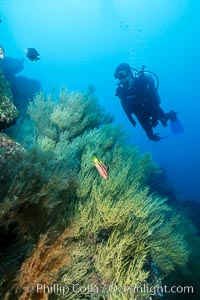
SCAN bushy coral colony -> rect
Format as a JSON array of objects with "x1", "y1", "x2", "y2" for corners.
[{"x1": 0, "y1": 72, "x2": 199, "y2": 300}]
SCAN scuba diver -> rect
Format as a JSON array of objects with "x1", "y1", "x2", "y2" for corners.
[{"x1": 114, "y1": 63, "x2": 183, "y2": 141}]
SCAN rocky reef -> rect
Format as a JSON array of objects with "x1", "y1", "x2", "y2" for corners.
[
  {"x1": 0, "y1": 84, "x2": 199, "y2": 300},
  {"x1": 0, "y1": 69, "x2": 18, "y2": 130}
]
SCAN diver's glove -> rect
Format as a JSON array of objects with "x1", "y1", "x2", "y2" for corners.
[{"x1": 149, "y1": 133, "x2": 161, "y2": 142}]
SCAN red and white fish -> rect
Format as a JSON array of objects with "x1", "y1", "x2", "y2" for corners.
[{"x1": 93, "y1": 156, "x2": 108, "y2": 180}]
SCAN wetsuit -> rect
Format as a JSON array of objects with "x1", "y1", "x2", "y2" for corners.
[{"x1": 116, "y1": 74, "x2": 167, "y2": 141}]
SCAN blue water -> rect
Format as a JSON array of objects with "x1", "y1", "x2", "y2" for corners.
[{"x1": 1, "y1": 0, "x2": 199, "y2": 201}]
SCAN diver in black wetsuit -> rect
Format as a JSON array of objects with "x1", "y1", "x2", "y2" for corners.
[{"x1": 114, "y1": 63, "x2": 177, "y2": 141}]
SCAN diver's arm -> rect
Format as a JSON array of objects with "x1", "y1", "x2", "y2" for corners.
[
  {"x1": 127, "y1": 113, "x2": 137, "y2": 127},
  {"x1": 116, "y1": 86, "x2": 136, "y2": 127},
  {"x1": 121, "y1": 102, "x2": 136, "y2": 127}
]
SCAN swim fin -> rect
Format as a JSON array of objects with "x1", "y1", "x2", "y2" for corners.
[{"x1": 170, "y1": 117, "x2": 184, "y2": 134}]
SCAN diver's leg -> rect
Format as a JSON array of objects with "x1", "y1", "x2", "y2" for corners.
[
  {"x1": 152, "y1": 106, "x2": 168, "y2": 127},
  {"x1": 165, "y1": 110, "x2": 177, "y2": 121},
  {"x1": 136, "y1": 114, "x2": 161, "y2": 141}
]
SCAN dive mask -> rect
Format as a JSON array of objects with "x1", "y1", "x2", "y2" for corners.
[{"x1": 114, "y1": 70, "x2": 129, "y2": 80}]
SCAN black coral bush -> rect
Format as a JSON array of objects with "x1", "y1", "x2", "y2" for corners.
[{"x1": 0, "y1": 86, "x2": 195, "y2": 300}]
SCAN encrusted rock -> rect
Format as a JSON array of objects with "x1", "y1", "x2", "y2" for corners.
[
  {"x1": 0, "y1": 69, "x2": 19, "y2": 129},
  {"x1": 0, "y1": 133, "x2": 24, "y2": 163}
]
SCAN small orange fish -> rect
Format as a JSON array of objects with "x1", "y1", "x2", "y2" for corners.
[{"x1": 93, "y1": 156, "x2": 108, "y2": 180}]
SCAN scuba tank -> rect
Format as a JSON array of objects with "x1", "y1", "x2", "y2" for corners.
[{"x1": 131, "y1": 65, "x2": 159, "y2": 92}]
